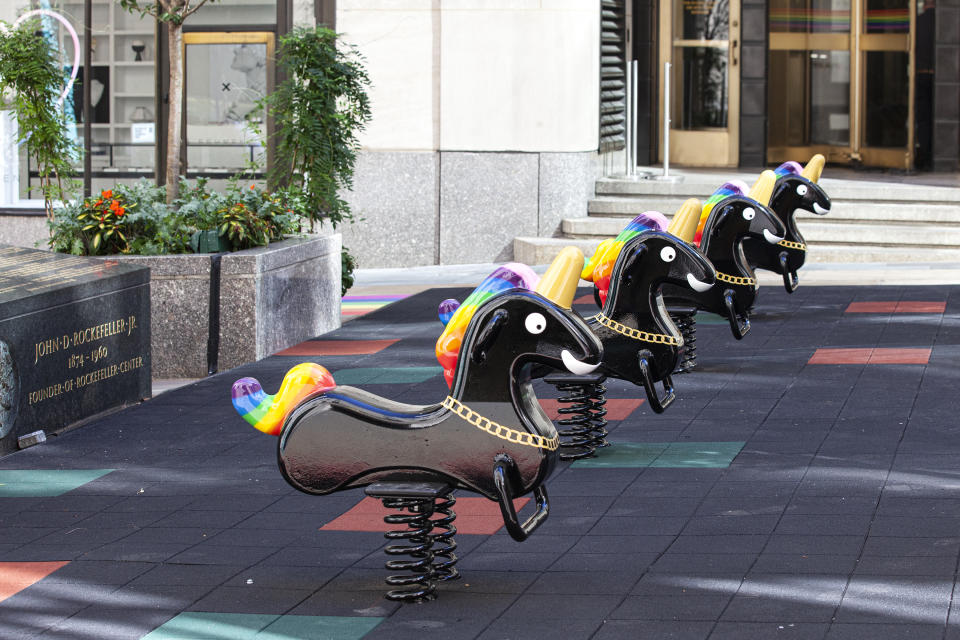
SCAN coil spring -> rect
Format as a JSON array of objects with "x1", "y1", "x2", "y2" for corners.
[
  {"x1": 671, "y1": 311, "x2": 698, "y2": 374},
  {"x1": 429, "y1": 494, "x2": 460, "y2": 582},
  {"x1": 382, "y1": 496, "x2": 439, "y2": 602},
  {"x1": 549, "y1": 376, "x2": 608, "y2": 461},
  {"x1": 379, "y1": 494, "x2": 460, "y2": 602}
]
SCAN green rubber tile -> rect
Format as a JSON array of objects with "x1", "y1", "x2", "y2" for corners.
[
  {"x1": 333, "y1": 366, "x2": 442, "y2": 385},
  {"x1": 143, "y1": 612, "x2": 277, "y2": 639},
  {"x1": 572, "y1": 442, "x2": 744, "y2": 469},
  {"x1": 143, "y1": 613, "x2": 384, "y2": 640},
  {"x1": 259, "y1": 615, "x2": 383, "y2": 640},
  {"x1": 0, "y1": 470, "x2": 114, "y2": 497}
]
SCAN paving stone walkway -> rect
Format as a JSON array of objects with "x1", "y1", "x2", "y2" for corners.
[{"x1": 1, "y1": 284, "x2": 959, "y2": 639}]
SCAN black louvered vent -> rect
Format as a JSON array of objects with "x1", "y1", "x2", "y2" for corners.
[{"x1": 600, "y1": 0, "x2": 626, "y2": 152}]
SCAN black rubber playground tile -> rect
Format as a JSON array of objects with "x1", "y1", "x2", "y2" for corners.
[{"x1": 0, "y1": 285, "x2": 959, "y2": 638}]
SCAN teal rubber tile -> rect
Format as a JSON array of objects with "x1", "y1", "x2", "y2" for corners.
[
  {"x1": 649, "y1": 442, "x2": 746, "y2": 468},
  {"x1": 571, "y1": 443, "x2": 669, "y2": 468},
  {"x1": 0, "y1": 470, "x2": 114, "y2": 497},
  {"x1": 143, "y1": 613, "x2": 384, "y2": 640},
  {"x1": 259, "y1": 615, "x2": 383, "y2": 640},
  {"x1": 694, "y1": 313, "x2": 729, "y2": 325},
  {"x1": 143, "y1": 612, "x2": 276, "y2": 639},
  {"x1": 572, "y1": 442, "x2": 744, "y2": 469},
  {"x1": 333, "y1": 366, "x2": 442, "y2": 385}
]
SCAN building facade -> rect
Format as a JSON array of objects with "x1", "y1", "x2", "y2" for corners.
[{"x1": 1, "y1": 0, "x2": 957, "y2": 265}]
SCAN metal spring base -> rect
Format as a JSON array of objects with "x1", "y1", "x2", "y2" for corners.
[
  {"x1": 365, "y1": 482, "x2": 460, "y2": 603},
  {"x1": 544, "y1": 373, "x2": 608, "y2": 461},
  {"x1": 671, "y1": 311, "x2": 698, "y2": 374}
]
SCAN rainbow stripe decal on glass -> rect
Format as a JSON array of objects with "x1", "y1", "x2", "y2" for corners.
[
  {"x1": 435, "y1": 263, "x2": 540, "y2": 388},
  {"x1": 694, "y1": 181, "x2": 748, "y2": 246},
  {"x1": 581, "y1": 211, "x2": 669, "y2": 307},
  {"x1": 232, "y1": 363, "x2": 336, "y2": 436},
  {"x1": 866, "y1": 9, "x2": 909, "y2": 32},
  {"x1": 769, "y1": 9, "x2": 850, "y2": 32}
]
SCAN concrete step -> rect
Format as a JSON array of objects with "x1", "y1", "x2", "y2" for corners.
[
  {"x1": 589, "y1": 197, "x2": 960, "y2": 224},
  {"x1": 596, "y1": 176, "x2": 960, "y2": 204},
  {"x1": 514, "y1": 235, "x2": 960, "y2": 267}
]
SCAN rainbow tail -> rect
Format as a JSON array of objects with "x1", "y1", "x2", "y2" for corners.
[{"x1": 232, "y1": 362, "x2": 336, "y2": 436}]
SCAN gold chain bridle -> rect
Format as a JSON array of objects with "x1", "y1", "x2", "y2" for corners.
[
  {"x1": 716, "y1": 271, "x2": 757, "y2": 286},
  {"x1": 777, "y1": 239, "x2": 807, "y2": 251},
  {"x1": 442, "y1": 396, "x2": 559, "y2": 451},
  {"x1": 591, "y1": 313, "x2": 681, "y2": 346}
]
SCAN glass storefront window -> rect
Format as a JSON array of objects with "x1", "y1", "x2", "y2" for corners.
[
  {"x1": 864, "y1": 50, "x2": 909, "y2": 146},
  {"x1": 770, "y1": 0, "x2": 851, "y2": 33},
  {"x1": 189, "y1": 0, "x2": 278, "y2": 27},
  {"x1": 672, "y1": 47, "x2": 730, "y2": 129},
  {"x1": 768, "y1": 49, "x2": 851, "y2": 146}
]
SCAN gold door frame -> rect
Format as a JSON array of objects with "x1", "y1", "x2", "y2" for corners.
[
  {"x1": 181, "y1": 32, "x2": 275, "y2": 175},
  {"x1": 658, "y1": 0, "x2": 742, "y2": 167},
  {"x1": 768, "y1": 0, "x2": 914, "y2": 169}
]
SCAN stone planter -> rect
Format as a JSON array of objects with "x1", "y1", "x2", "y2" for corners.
[{"x1": 115, "y1": 234, "x2": 341, "y2": 378}]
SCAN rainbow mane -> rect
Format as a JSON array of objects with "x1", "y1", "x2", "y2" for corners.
[
  {"x1": 774, "y1": 161, "x2": 803, "y2": 178},
  {"x1": 435, "y1": 263, "x2": 540, "y2": 387},
  {"x1": 232, "y1": 362, "x2": 336, "y2": 435},
  {"x1": 694, "y1": 181, "x2": 749, "y2": 246},
  {"x1": 581, "y1": 211, "x2": 669, "y2": 307}
]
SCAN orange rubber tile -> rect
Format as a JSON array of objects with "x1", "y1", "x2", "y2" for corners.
[
  {"x1": 275, "y1": 339, "x2": 399, "y2": 357},
  {"x1": 0, "y1": 562, "x2": 68, "y2": 603},
  {"x1": 808, "y1": 348, "x2": 931, "y2": 365},
  {"x1": 845, "y1": 301, "x2": 946, "y2": 313},
  {"x1": 321, "y1": 496, "x2": 530, "y2": 535},
  {"x1": 539, "y1": 398, "x2": 644, "y2": 421}
]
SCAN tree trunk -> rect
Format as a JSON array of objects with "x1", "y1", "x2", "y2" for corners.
[{"x1": 165, "y1": 22, "x2": 184, "y2": 204}]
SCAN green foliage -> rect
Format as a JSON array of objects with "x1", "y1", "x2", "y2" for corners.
[
  {"x1": 48, "y1": 178, "x2": 299, "y2": 256},
  {"x1": 265, "y1": 26, "x2": 372, "y2": 230},
  {"x1": 341, "y1": 248, "x2": 356, "y2": 296},
  {"x1": 0, "y1": 18, "x2": 79, "y2": 219},
  {"x1": 118, "y1": 0, "x2": 218, "y2": 25}
]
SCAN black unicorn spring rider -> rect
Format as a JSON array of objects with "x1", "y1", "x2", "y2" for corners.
[
  {"x1": 742, "y1": 154, "x2": 832, "y2": 293},
  {"x1": 233, "y1": 248, "x2": 603, "y2": 602},
  {"x1": 659, "y1": 170, "x2": 787, "y2": 360}
]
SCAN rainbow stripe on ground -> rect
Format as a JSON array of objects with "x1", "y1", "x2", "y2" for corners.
[{"x1": 341, "y1": 294, "x2": 409, "y2": 317}]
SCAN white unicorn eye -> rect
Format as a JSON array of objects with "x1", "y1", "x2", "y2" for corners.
[
  {"x1": 525, "y1": 312, "x2": 547, "y2": 334},
  {"x1": 742, "y1": 207, "x2": 756, "y2": 221},
  {"x1": 660, "y1": 246, "x2": 676, "y2": 262},
  {"x1": 796, "y1": 184, "x2": 808, "y2": 196}
]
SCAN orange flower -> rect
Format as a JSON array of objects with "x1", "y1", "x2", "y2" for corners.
[
  {"x1": 250, "y1": 184, "x2": 256, "y2": 190},
  {"x1": 94, "y1": 198, "x2": 103, "y2": 207},
  {"x1": 116, "y1": 207, "x2": 125, "y2": 217},
  {"x1": 109, "y1": 200, "x2": 120, "y2": 212},
  {"x1": 101, "y1": 190, "x2": 113, "y2": 199}
]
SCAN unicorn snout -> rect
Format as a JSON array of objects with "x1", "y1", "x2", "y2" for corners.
[
  {"x1": 561, "y1": 350, "x2": 600, "y2": 376},
  {"x1": 763, "y1": 228, "x2": 784, "y2": 244},
  {"x1": 813, "y1": 202, "x2": 830, "y2": 215},
  {"x1": 686, "y1": 273, "x2": 713, "y2": 293}
]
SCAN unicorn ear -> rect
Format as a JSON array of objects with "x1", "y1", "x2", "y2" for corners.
[
  {"x1": 801, "y1": 154, "x2": 825, "y2": 183},
  {"x1": 748, "y1": 170, "x2": 777, "y2": 206},
  {"x1": 536, "y1": 246, "x2": 584, "y2": 309},
  {"x1": 668, "y1": 198, "x2": 702, "y2": 243}
]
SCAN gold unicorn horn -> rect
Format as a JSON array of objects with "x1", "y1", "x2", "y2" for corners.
[
  {"x1": 748, "y1": 170, "x2": 777, "y2": 206},
  {"x1": 801, "y1": 154, "x2": 825, "y2": 183},
  {"x1": 536, "y1": 247, "x2": 584, "y2": 309},
  {"x1": 667, "y1": 198, "x2": 702, "y2": 243}
]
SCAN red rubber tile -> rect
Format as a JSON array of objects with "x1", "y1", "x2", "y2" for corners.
[
  {"x1": 573, "y1": 294, "x2": 597, "y2": 306},
  {"x1": 539, "y1": 398, "x2": 644, "y2": 421},
  {"x1": 275, "y1": 339, "x2": 399, "y2": 357},
  {"x1": 0, "y1": 562, "x2": 68, "y2": 603},
  {"x1": 808, "y1": 348, "x2": 931, "y2": 365},
  {"x1": 895, "y1": 301, "x2": 946, "y2": 313},
  {"x1": 845, "y1": 301, "x2": 946, "y2": 313},
  {"x1": 868, "y1": 348, "x2": 931, "y2": 364},
  {"x1": 321, "y1": 496, "x2": 530, "y2": 535}
]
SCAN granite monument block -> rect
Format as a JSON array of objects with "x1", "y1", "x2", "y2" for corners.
[{"x1": 0, "y1": 245, "x2": 151, "y2": 456}]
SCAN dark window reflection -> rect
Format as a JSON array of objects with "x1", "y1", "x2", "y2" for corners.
[
  {"x1": 674, "y1": 47, "x2": 729, "y2": 129},
  {"x1": 865, "y1": 51, "x2": 908, "y2": 147},
  {"x1": 768, "y1": 50, "x2": 850, "y2": 146}
]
